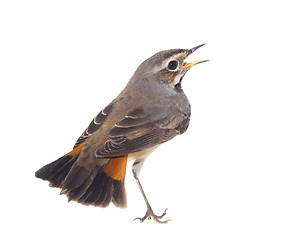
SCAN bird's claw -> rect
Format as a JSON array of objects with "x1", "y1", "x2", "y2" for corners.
[{"x1": 134, "y1": 208, "x2": 170, "y2": 224}]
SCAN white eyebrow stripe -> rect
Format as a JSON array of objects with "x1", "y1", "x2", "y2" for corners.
[{"x1": 152, "y1": 53, "x2": 185, "y2": 73}]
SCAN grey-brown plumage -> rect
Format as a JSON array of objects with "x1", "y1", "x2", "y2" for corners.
[{"x1": 35, "y1": 44, "x2": 207, "y2": 223}]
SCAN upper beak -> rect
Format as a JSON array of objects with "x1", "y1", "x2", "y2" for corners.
[{"x1": 182, "y1": 43, "x2": 209, "y2": 68}]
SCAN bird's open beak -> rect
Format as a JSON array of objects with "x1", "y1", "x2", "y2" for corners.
[{"x1": 182, "y1": 43, "x2": 208, "y2": 68}]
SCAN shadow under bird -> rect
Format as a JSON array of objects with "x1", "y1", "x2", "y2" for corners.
[{"x1": 35, "y1": 44, "x2": 208, "y2": 223}]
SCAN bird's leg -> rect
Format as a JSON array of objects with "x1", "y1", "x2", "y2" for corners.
[{"x1": 132, "y1": 168, "x2": 170, "y2": 224}]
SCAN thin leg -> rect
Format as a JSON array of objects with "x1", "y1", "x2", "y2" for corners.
[{"x1": 132, "y1": 168, "x2": 170, "y2": 224}]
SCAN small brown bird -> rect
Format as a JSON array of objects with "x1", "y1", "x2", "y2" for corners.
[{"x1": 35, "y1": 44, "x2": 207, "y2": 223}]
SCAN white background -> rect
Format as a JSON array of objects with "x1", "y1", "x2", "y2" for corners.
[{"x1": 1, "y1": 0, "x2": 302, "y2": 239}]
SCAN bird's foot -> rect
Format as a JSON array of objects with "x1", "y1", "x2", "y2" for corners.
[{"x1": 134, "y1": 208, "x2": 170, "y2": 224}]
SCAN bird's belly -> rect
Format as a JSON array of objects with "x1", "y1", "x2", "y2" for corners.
[{"x1": 128, "y1": 145, "x2": 159, "y2": 162}]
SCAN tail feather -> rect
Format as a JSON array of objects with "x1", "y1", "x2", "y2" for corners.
[
  {"x1": 113, "y1": 180, "x2": 127, "y2": 208},
  {"x1": 35, "y1": 155, "x2": 77, "y2": 188},
  {"x1": 78, "y1": 170, "x2": 106, "y2": 204},
  {"x1": 64, "y1": 169, "x2": 98, "y2": 202},
  {"x1": 35, "y1": 151, "x2": 128, "y2": 209},
  {"x1": 60, "y1": 164, "x2": 92, "y2": 194},
  {"x1": 50, "y1": 155, "x2": 78, "y2": 187},
  {"x1": 95, "y1": 176, "x2": 113, "y2": 207},
  {"x1": 63, "y1": 165, "x2": 126, "y2": 208}
]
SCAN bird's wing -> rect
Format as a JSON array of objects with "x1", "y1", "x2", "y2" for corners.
[
  {"x1": 94, "y1": 105, "x2": 190, "y2": 158},
  {"x1": 73, "y1": 104, "x2": 113, "y2": 148}
]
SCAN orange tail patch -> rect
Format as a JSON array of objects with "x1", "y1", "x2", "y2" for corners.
[
  {"x1": 64, "y1": 143, "x2": 84, "y2": 157},
  {"x1": 104, "y1": 155, "x2": 128, "y2": 181}
]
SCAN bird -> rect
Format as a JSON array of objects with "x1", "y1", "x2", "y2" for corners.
[{"x1": 35, "y1": 44, "x2": 208, "y2": 223}]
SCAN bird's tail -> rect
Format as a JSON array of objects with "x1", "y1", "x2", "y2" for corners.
[
  {"x1": 35, "y1": 144, "x2": 82, "y2": 188},
  {"x1": 35, "y1": 144, "x2": 127, "y2": 208}
]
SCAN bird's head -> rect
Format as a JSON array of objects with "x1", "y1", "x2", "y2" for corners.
[{"x1": 133, "y1": 44, "x2": 208, "y2": 90}]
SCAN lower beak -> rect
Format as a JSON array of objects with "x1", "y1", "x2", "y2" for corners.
[
  {"x1": 182, "y1": 43, "x2": 208, "y2": 68},
  {"x1": 183, "y1": 60, "x2": 209, "y2": 68}
]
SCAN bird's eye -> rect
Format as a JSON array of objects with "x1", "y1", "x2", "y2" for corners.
[{"x1": 167, "y1": 60, "x2": 178, "y2": 70}]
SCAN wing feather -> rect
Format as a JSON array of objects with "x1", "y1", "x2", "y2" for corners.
[
  {"x1": 73, "y1": 104, "x2": 113, "y2": 148},
  {"x1": 94, "y1": 106, "x2": 190, "y2": 158}
]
